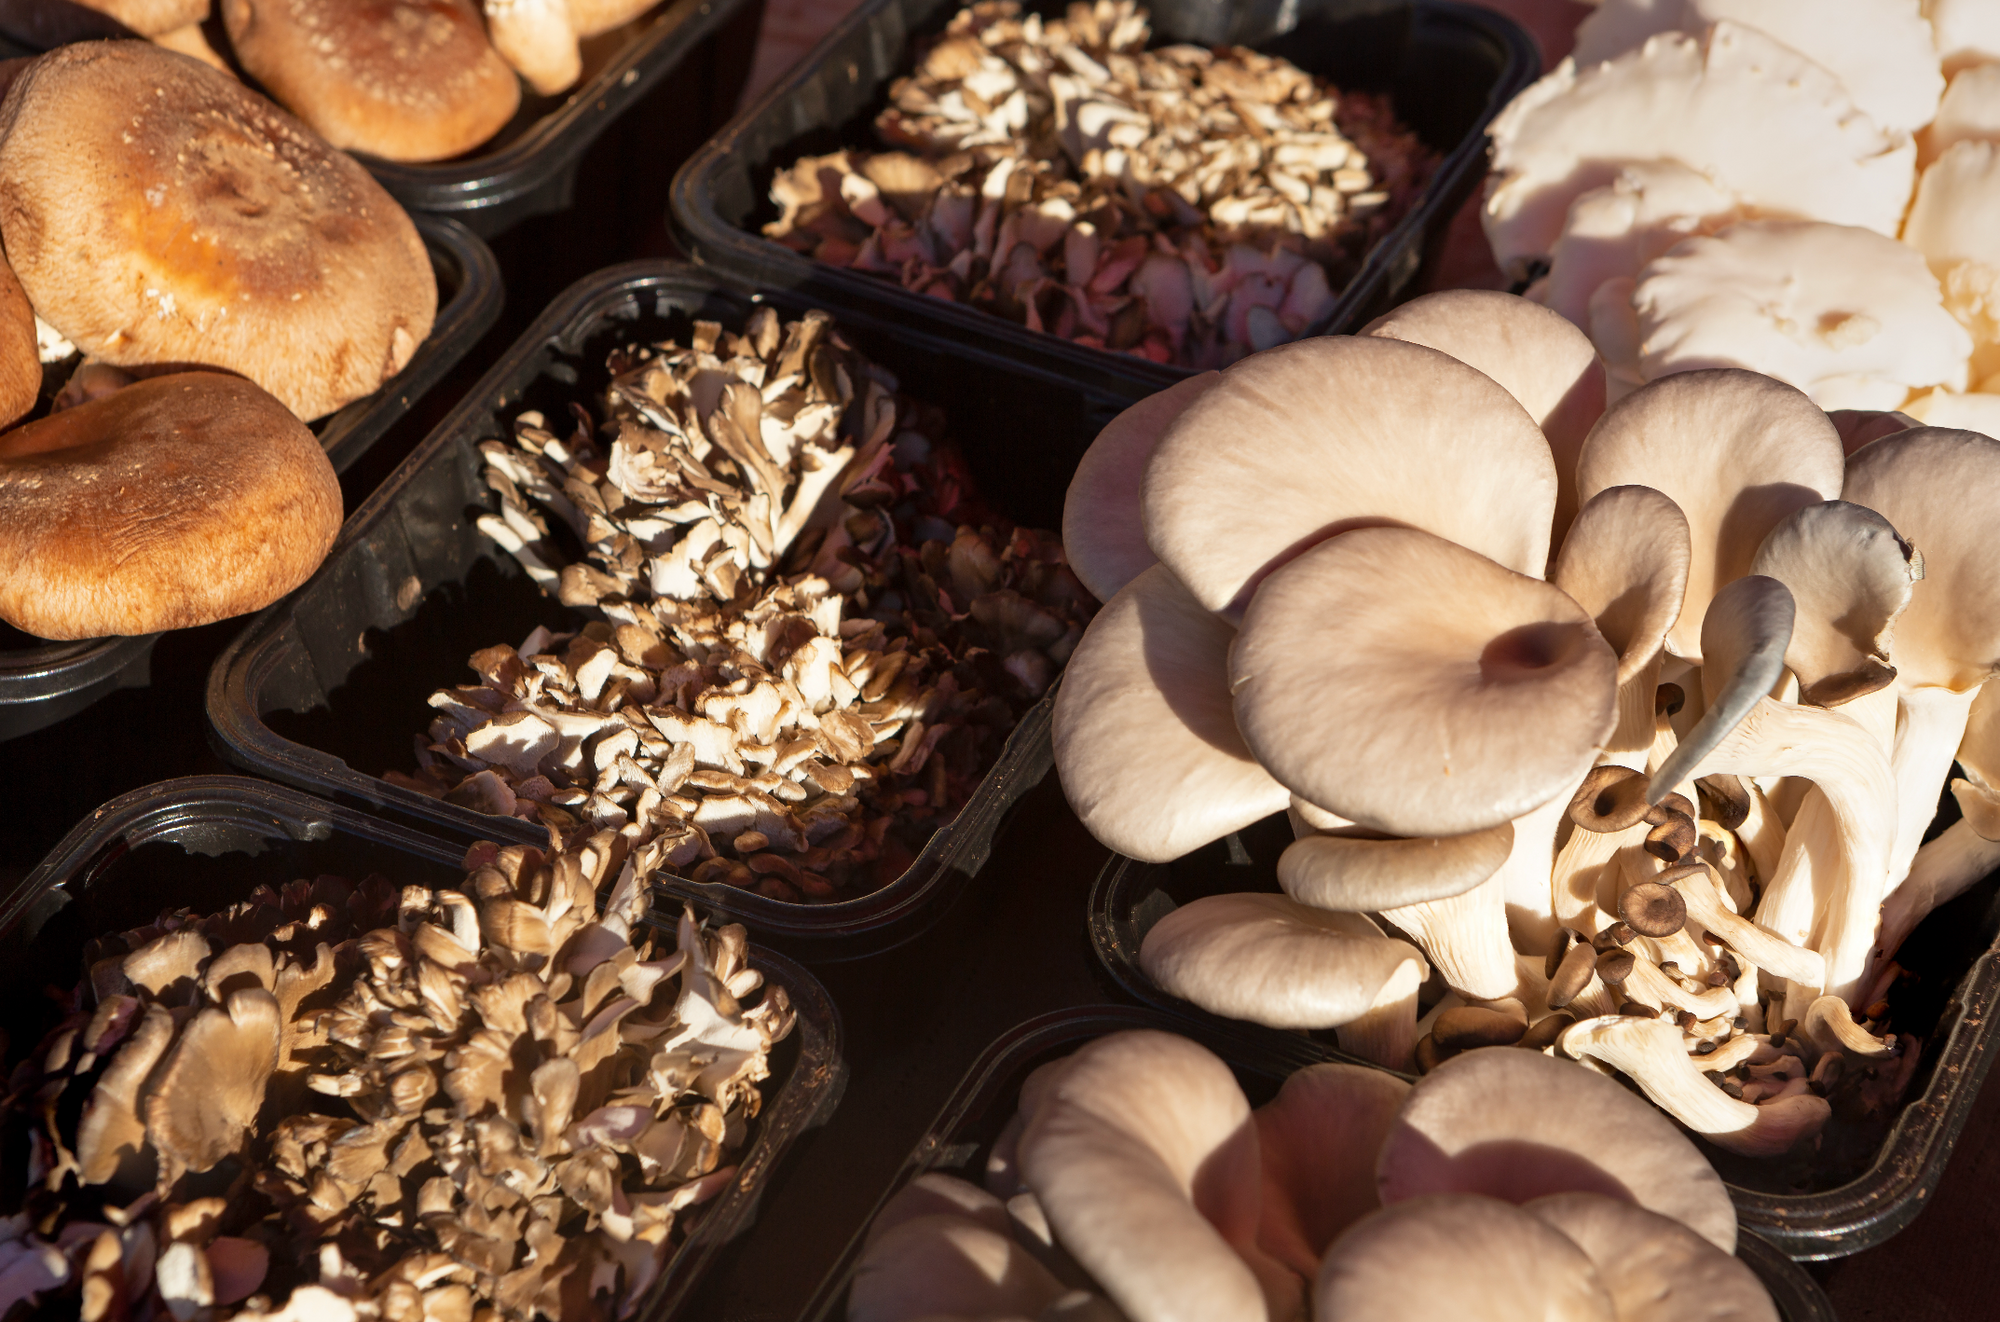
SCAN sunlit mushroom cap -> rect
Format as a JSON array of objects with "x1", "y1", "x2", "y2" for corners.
[
  {"x1": 1375, "y1": 1047, "x2": 1738, "y2": 1253},
  {"x1": 1842, "y1": 427, "x2": 2000, "y2": 690},
  {"x1": 1362, "y1": 288, "x2": 1607, "y2": 543},
  {"x1": 1229, "y1": 526, "x2": 1617, "y2": 837},
  {"x1": 1750, "y1": 501, "x2": 1919, "y2": 705},
  {"x1": 1138, "y1": 892, "x2": 1428, "y2": 1031},
  {"x1": 1063, "y1": 371, "x2": 1220, "y2": 601},
  {"x1": 1550, "y1": 484, "x2": 1690, "y2": 684},
  {"x1": 1052, "y1": 563, "x2": 1289, "y2": 862},
  {"x1": 1526, "y1": 1193, "x2": 1779, "y2": 1322},
  {"x1": 1142, "y1": 334, "x2": 1556, "y2": 617},
  {"x1": 1278, "y1": 821, "x2": 1515, "y2": 912},
  {"x1": 1315, "y1": 1194, "x2": 1616, "y2": 1322},
  {"x1": 1574, "y1": 368, "x2": 1843, "y2": 662}
]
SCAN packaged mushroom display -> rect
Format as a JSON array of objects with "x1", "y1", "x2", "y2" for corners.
[
  {"x1": 386, "y1": 305, "x2": 1098, "y2": 904},
  {"x1": 1052, "y1": 286, "x2": 2000, "y2": 1176},
  {"x1": 1482, "y1": 0, "x2": 2000, "y2": 433},
  {"x1": 0, "y1": 828, "x2": 798, "y2": 1321},
  {"x1": 846, "y1": 1028, "x2": 1797, "y2": 1322},
  {"x1": 758, "y1": 0, "x2": 1437, "y2": 369}
]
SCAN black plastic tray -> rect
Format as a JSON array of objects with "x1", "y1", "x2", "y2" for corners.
[
  {"x1": 0, "y1": 214, "x2": 503, "y2": 744},
  {"x1": 7, "y1": 774, "x2": 846, "y2": 1322},
  {"x1": 209, "y1": 259, "x2": 1118, "y2": 960},
  {"x1": 1087, "y1": 810, "x2": 2000, "y2": 1260},
  {"x1": 795, "y1": 1006, "x2": 1834, "y2": 1322},
  {"x1": 670, "y1": 0, "x2": 1539, "y2": 402}
]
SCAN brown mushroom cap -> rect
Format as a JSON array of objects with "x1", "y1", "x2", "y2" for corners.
[
  {"x1": 0, "y1": 41, "x2": 437, "y2": 421},
  {"x1": 1574, "y1": 368, "x2": 1843, "y2": 662},
  {"x1": 0, "y1": 372, "x2": 342, "y2": 639},
  {"x1": 1143, "y1": 334, "x2": 1557, "y2": 617},
  {"x1": 221, "y1": 0, "x2": 521, "y2": 164},
  {"x1": 1362, "y1": 288, "x2": 1608, "y2": 545},
  {"x1": 0, "y1": 248, "x2": 38, "y2": 430},
  {"x1": 73, "y1": 0, "x2": 203, "y2": 34},
  {"x1": 1052, "y1": 563, "x2": 1290, "y2": 862},
  {"x1": 1062, "y1": 371, "x2": 1219, "y2": 602},
  {"x1": 1229, "y1": 526, "x2": 1618, "y2": 837}
]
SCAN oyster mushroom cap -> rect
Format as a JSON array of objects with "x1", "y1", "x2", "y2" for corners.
[
  {"x1": 1017, "y1": 1031, "x2": 1297, "y2": 1322},
  {"x1": 1550, "y1": 484, "x2": 1691, "y2": 685},
  {"x1": 122, "y1": 929, "x2": 212, "y2": 1001},
  {"x1": 76, "y1": 1001, "x2": 177, "y2": 1187},
  {"x1": 1926, "y1": 63, "x2": 2000, "y2": 161},
  {"x1": 1229, "y1": 525, "x2": 1618, "y2": 838},
  {"x1": 1062, "y1": 371, "x2": 1220, "y2": 601},
  {"x1": 1361, "y1": 288, "x2": 1607, "y2": 544},
  {"x1": 1827, "y1": 409, "x2": 1918, "y2": 454},
  {"x1": 1929, "y1": 0, "x2": 2000, "y2": 71},
  {"x1": 1649, "y1": 575, "x2": 1796, "y2": 798},
  {"x1": 848, "y1": 1212, "x2": 1069, "y2": 1322},
  {"x1": 1254, "y1": 1063, "x2": 1411, "y2": 1277},
  {"x1": 1052, "y1": 563, "x2": 1289, "y2": 862},
  {"x1": 1574, "y1": 367, "x2": 1842, "y2": 663},
  {"x1": 1571, "y1": 0, "x2": 1943, "y2": 134},
  {"x1": 144, "y1": 987, "x2": 281, "y2": 1183},
  {"x1": 863, "y1": 1173, "x2": 1014, "y2": 1251},
  {"x1": 1315, "y1": 1194, "x2": 1616, "y2": 1321},
  {"x1": 1906, "y1": 139, "x2": 2000, "y2": 269},
  {"x1": 1277, "y1": 822, "x2": 1516, "y2": 912},
  {"x1": 1483, "y1": 22, "x2": 1915, "y2": 274},
  {"x1": 1749, "y1": 500, "x2": 1919, "y2": 706},
  {"x1": 1142, "y1": 334, "x2": 1557, "y2": 618},
  {"x1": 1375, "y1": 1045, "x2": 1738, "y2": 1252},
  {"x1": 1631, "y1": 220, "x2": 1971, "y2": 411},
  {"x1": 1138, "y1": 891, "x2": 1427, "y2": 1034},
  {"x1": 1525, "y1": 1192, "x2": 1779, "y2": 1322},
  {"x1": 1536, "y1": 159, "x2": 1742, "y2": 337}
]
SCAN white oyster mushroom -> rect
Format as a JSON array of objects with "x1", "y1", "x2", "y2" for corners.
[
  {"x1": 1572, "y1": 0, "x2": 1943, "y2": 134},
  {"x1": 1536, "y1": 160, "x2": 1741, "y2": 334},
  {"x1": 1525, "y1": 1193, "x2": 1779, "y2": 1322},
  {"x1": 1927, "y1": 0, "x2": 2000, "y2": 72},
  {"x1": 1923, "y1": 63, "x2": 2000, "y2": 162},
  {"x1": 1902, "y1": 388, "x2": 2000, "y2": 430},
  {"x1": 1905, "y1": 139, "x2": 2000, "y2": 383},
  {"x1": 1631, "y1": 220, "x2": 1971, "y2": 410},
  {"x1": 1483, "y1": 22, "x2": 1916, "y2": 277}
]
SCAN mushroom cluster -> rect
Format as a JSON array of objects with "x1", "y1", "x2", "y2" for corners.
[
  {"x1": 1486, "y1": 0, "x2": 2000, "y2": 430},
  {"x1": 850, "y1": 1030, "x2": 1779, "y2": 1322},
  {"x1": 0, "y1": 832, "x2": 795, "y2": 1320},
  {"x1": 1054, "y1": 287, "x2": 1999, "y2": 1159},
  {"x1": 761, "y1": 0, "x2": 1435, "y2": 368},
  {"x1": 391, "y1": 307, "x2": 1095, "y2": 901}
]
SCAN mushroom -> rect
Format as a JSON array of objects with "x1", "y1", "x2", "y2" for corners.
[
  {"x1": 1052, "y1": 563, "x2": 1288, "y2": 862},
  {"x1": 1061, "y1": 371, "x2": 1220, "y2": 601},
  {"x1": 1141, "y1": 334, "x2": 1557, "y2": 620},
  {"x1": 849, "y1": 1211, "x2": 1070, "y2": 1322},
  {"x1": 1375, "y1": 1045, "x2": 1739, "y2": 1252},
  {"x1": 1252, "y1": 1064, "x2": 1410, "y2": 1276},
  {"x1": 1524, "y1": 1192, "x2": 1779, "y2": 1322},
  {"x1": 1137, "y1": 893, "x2": 1428, "y2": 1070},
  {"x1": 1748, "y1": 500, "x2": 1920, "y2": 711},
  {"x1": 1876, "y1": 678, "x2": 2000, "y2": 959},
  {"x1": 143, "y1": 988, "x2": 281, "y2": 1185}
]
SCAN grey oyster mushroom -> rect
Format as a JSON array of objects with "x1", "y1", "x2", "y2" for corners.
[
  {"x1": 0, "y1": 835, "x2": 794, "y2": 1322},
  {"x1": 392, "y1": 306, "x2": 1096, "y2": 903},
  {"x1": 762, "y1": 0, "x2": 1436, "y2": 369},
  {"x1": 850, "y1": 1031, "x2": 1784, "y2": 1322}
]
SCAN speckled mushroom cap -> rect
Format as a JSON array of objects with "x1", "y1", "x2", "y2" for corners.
[
  {"x1": 1142, "y1": 334, "x2": 1557, "y2": 618},
  {"x1": 0, "y1": 41, "x2": 436, "y2": 421},
  {"x1": 1229, "y1": 525, "x2": 1617, "y2": 837},
  {"x1": 1375, "y1": 1047, "x2": 1738, "y2": 1253},
  {"x1": 221, "y1": 0, "x2": 520, "y2": 163},
  {"x1": 0, "y1": 372, "x2": 341, "y2": 639}
]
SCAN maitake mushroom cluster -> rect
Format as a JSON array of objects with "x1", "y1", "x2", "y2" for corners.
[
  {"x1": 1053, "y1": 288, "x2": 2000, "y2": 1160},
  {"x1": 391, "y1": 307, "x2": 1095, "y2": 902},
  {"x1": 0, "y1": 833, "x2": 794, "y2": 1320},
  {"x1": 1488, "y1": 0, "x2": 2000, "y2": 434},
  {"x1": 762, "y1": 0, "x2": 1435, "y2": 369},
  {"x1": 850, "y1": 1031, "x2": 1779, "y2": 1322}
]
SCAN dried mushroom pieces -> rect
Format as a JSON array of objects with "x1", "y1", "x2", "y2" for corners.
[
  {"x1": 0, "y1": 838, "x2": 794, "y2": 1321},
  {"x1": 762, "y1": 0, "x2": 1436, "y2": 369},
  {"x1": 393, "y1": 306, "x2": 1095, "y2": 904},
  {"x1": 1054, "y1": 289, "x2": 1999, "y2": 1166},
  {"x1": 849, "y1": 1034, "x2": 1779, "y2": 1322}
]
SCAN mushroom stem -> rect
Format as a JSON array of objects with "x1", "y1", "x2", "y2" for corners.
[
  {"x1": 1884, "y1": 685, "x2": 1983, "y2": 890},
  {"x1": 1381, "y1": 872, "x2": 1521, "y2": 1002},
  {"x1": 1656, "y1": 861, "x2": 1825, "y2": 988},
  {"x1": 1560, "y1": 1016, "x2": 1831, "y2": 1157},
  {"x1": 1736, "y1": 780, "x2": 1787, "y2": 886},
  {"x1": 1801, "y1": 994, "x2": 1896, "y2": 1060},
  {"x1": 1333, "y1": 959, "x2": 1424, "y2": 1074},
  {"x1": 1498, "y1": 795, "x2": 1569, "y2": 956},
  {"x1": 1551, "y1": 818, "x2": 1646, "y2": 930},
  {"x1": 1873, "y1": 801, "x2": 2000, "y2": 962}
]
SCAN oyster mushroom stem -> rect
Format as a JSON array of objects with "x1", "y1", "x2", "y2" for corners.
[
  {"x1": 1874, "y1": 783, "x2": 2000, "y2": 962},
  {"x1": 1652, "y1": 861, "x2": 1824, "y2": 988},
  {"x1": 1380, "y1": 871, "x2": 1522, "y2": 1003},
  {"x1": 1559, "y1": 1016, "x2": 1831, "y2": 1157}
]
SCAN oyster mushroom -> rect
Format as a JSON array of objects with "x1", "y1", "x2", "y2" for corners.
[{"x1": 1525, "y1": 1192, "x2": 1779, "y2": 1322}]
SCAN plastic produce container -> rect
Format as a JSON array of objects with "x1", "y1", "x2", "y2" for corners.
[
  {"x1": 795, "y1": 1006, "x2": 1835, "y2": 1322},
  {"x1": 210, "y1": 259, "x2": 1121, "y2": 959},
  {"x1": 1086, "y1": 809, "x2": 2000, "y2": 1260},
  {"x1": 4, "y1": 773, "x2": 846, "y2": 1322},
  {"x1": 671, "y1": 0, "x2": 1539, "y2": 402},
  {"x1": 0, "y1": 213, "x2": 503, "y2": 743}
]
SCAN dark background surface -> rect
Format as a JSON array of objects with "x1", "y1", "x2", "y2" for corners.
[{"x1": 3, "y1": 0, "x2": 1991, "y2": 1315}]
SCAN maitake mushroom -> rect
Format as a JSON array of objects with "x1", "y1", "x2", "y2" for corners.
[
  {"x1": 391, "y1": 306, "x2": 1095, "y2": 903},
  {"x1": 761, "y1": 0, "x2": 1436, "y2": 369},
  {"x1": 1055, "y1": 288, "x2": 1996, "y2": 1160},
  {"x1": 848, "y1": 1032, "x2": 1779, "y2": 1322},
  {"x1": 0, "y1": 833, "x2": 794, "y2": 1320}
]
